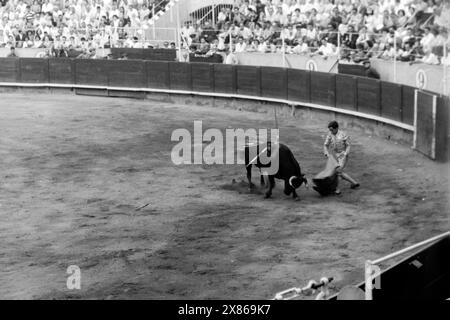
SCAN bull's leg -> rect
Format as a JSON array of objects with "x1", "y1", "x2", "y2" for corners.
[
  {"x1": 284, "y1": 180, "x2": 292, "y2": 196},
  {"x1": 292, "y1": 189, "x2": 299, "y2": 200},
  {"x1": 246, "y1": 165, "x2": 255, "y2": 190},
  {"x1": 264, "y1": 176, "x2": 275, "y2": 199},
  {"x1": 260, "y1": 171, "x2": 265, "y2": 186}
]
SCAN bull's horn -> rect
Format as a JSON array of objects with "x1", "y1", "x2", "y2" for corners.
[{"x1": 289, "y1": 176, "x2": 297, "y2": 189}]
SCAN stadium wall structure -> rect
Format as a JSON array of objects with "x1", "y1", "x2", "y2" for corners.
[
  {"x1": 235, "y1": 52, "x2": 339, "y2": 73},
  {"x1": 0, "y1": 58, "x2": 448, "y2": 161},
  {"x1": 370, "y1": 59, "x2": 450, "y2": 96},
  {"x1": 2, "y1": 49, "x2": 447, "y2": 95},
  {"x1": 234, "y1": 53, "x2": 449, "y2": 95}
]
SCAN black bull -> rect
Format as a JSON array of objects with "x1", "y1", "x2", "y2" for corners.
[{"x1": 244, "y1": 143, "x2": 308, "y2": 199}]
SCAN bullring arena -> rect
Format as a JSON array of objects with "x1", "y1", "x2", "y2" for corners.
[
  {"x1": 0, "y1": 88, "x2": 448, "y2": 299},
  {"x1": 0, "y1": 0, "x2": 449, "y2": 301}
]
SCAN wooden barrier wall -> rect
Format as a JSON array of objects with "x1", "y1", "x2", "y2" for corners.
[
  {"x1": 0, "y1": 58, "x2": 447, "y2": 161},
  {"x1": 335, "y1": 74, "x2": 357, "y2": 111},
  {"x1": 287, "y1": 69, "x2": 310, "y2": 103},
  {"x1": 261, "y1": 66, "x2": 287, "y2": 100},
  {"x1": 0, "y1": 58, "x2": 19, "y2": 82},
  {"x1": 213, "y1": 64, "x2": 236, "y2": 94},
  {"x1": 236, "y1": 65, "x2": 261, "y2": 96},
  {"x1": 310, "y1": 72, "x2": 336, "y2": 107},
  {"x1": 147, "y1": 61, "x2": 170, "y2": 89}
]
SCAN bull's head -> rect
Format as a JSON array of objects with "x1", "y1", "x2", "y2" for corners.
[{"x1": 289, "y1": 174, "x2": 309, "y2": 189}]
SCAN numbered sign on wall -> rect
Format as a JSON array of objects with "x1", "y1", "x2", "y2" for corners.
[
  {"x1": 415, "y1": 70, "x2": 427, "y2": 90},
  {"x1": 306, "y1": 60, "x2": 318, "y2": 72}
]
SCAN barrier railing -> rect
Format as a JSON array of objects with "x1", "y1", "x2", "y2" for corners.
[
  {"x1": 365, "y1": 231, "x2": 450, "y2": 300},
  {"x1": 188, "y1": 3, "x2": 234, "y2": 28}
]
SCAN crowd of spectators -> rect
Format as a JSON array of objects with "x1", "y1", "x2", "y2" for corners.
[
  {"x1": 0, "y1": 0, "x2": 448, "y2": 65},
  {"x1": 0, "y1": 0, "x2": 171, "y2": 57},
  {"x1": 181, "y1": 0, "x2": 450, "y2": 65}
]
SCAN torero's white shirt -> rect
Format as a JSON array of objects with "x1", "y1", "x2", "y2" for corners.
[{"x1": 324, "y1": 130, "x2": 350, "y2": 155}]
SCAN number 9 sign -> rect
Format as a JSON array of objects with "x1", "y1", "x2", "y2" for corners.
[
  {"x1": 416, "y1": 69, "x2": 427, "y2": 90},
  {"x1": 306, "y1": 60, "x2": 318, "y2": 72}
]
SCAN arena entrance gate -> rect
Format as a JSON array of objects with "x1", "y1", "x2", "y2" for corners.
[{"x1": 413, "y1": 90, "x2": 448, "y2": 161}]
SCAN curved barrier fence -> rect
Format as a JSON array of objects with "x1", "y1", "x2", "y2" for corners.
[{"x1": 0, "y1": 58, "x2": 448, "y2": 161}]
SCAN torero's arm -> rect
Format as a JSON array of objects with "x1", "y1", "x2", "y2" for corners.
[
  {"x1": 324, "y1": 134, "x2": 331, "y2": 157},
  {"x1": 343, "y1": 134, "x2": 351, "y2": 156}
]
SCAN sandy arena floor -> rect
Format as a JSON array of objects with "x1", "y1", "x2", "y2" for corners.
[{"x1": 0, "y1": 92, "x2": 449, "y2": 299}]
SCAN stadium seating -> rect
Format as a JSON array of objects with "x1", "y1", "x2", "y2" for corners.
[
  {"x1": 0, "y1": 0, "x2": 447, "y2": 65},
  {"x1": 182, "y1": 0, "x2": 449, "y2": 65}
]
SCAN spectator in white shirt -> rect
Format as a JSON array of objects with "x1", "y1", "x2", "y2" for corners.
[
  {"x1": 433, "y1": 28, "x2": 448, "y2": 48},
  {"x1": 280, "y1": 24, "x2": 294, "y2": 44},
  {"x1": 316, "y1": 37, "x2": 336, "y2": 57},
  {"x1": 237, "y1": 22, "x2": 252, "y2": 40},
  {"x1": 292, "y1": 37, "x2": 309, "y2": 54},
  {"x1": 42, "y1": 0, "x2": 54, "y2": 14},
  {"x1": 273, "y1": 6, "x2": 288, "y2": 25},
  {"x1": 419, "y1": 48, "x2": 440, "y2": 65},
  {"x1": 400, "y1": 27, "x2": 415, "y2": 46},
  {"x1": 442, "y1": 53, "x2": 450, "y2": 66},
  {"x1": 302, "y1": 0, "x2": 316, "y2": 14},
  {"x1": 290, "y1": 8, "x2": 303, "y2": 24},
  {"x1": 356, "y1": 26, "x2": 371, "y2": 50},
  {"x1": 380, "y1": 42, "x2": 397, "y2": 60},
  {"x1": 225, "y1": 49, "x2": 239, "y2": 64},
  {"x1": 218, "y1": 7, "x2": 227, "y2": 24},
  {"x1": 420, "y1": 27, "x2": 436, "y2": 53},
  {"x1": 217, "y1": 32, "x2": 227, "y2": 51},
  {"x1": 235, "y1": 36, "x2": 247, "y2": 52},
  {"x1": 265, "y1": 5, "x2": 276, "y2": 23},
  {"x1": 305, "y1": 23, "x2": 317, "y2": 42},
  {"x1": 398, "y1": 41, "x2": 414, "y2": 61},
  {"x1": 246, "y1": 39, "x2": 259, "y2": 52},
  {"x1": 252, "y1": 23, "x2": 263, "y2": 39},
  {"x1": 281, "y1": 0, "x2": 291, "y2": 16},
  {"x1": 258, "y1": 39, "x2": 269, "y2": 52}
]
